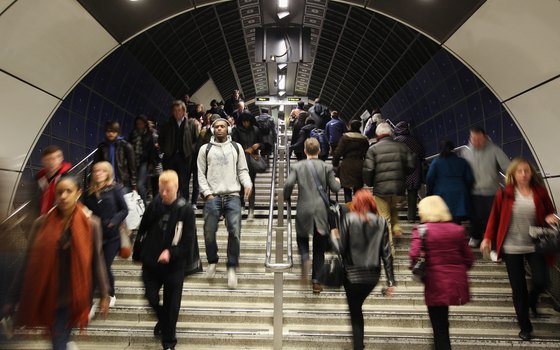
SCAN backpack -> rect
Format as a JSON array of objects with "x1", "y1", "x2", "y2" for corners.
[
  {"x1": 255, "y1": 115, "x2": 274, "y2": 136},
  {"x1": 310, "y1": 128, "x2": 329, "y2": 157}
]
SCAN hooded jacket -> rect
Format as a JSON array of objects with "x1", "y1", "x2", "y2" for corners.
[
  {"x1": 461, "y1": 140, "x2": 510, "y2": 196},
  {"x1": 362, "y1": 136, "x2": 416, "y2": 196},
  {"x1": 393, "y1": 122, "x2": 424, "y2": 190},
  {"x1": 197, "y1": 135, "x2": 252, "y2": 198}
]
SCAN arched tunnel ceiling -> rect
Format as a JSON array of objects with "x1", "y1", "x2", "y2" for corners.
[{"x1": 77, "y1": 0, "x2": 484, "y2": 119}]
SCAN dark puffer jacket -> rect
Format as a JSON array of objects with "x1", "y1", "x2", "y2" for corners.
[
  {"x1": 362, "y1": 136, "x2": 416, "y2": 196},
  {"x1": 393, "y1": 122, "x2": 424, "y2": 190}
]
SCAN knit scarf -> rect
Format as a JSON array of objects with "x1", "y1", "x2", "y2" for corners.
[{"x1": 17, "y1": 203, "x2": 93, "y2": 332}]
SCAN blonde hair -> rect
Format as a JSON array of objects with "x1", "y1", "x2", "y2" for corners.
[
  {"x1": 505, "y1": 157, "x2": 543, "y2": 187},
  {"x1": 89, "y1": 161, "x2": 114, "y2": 196},
  {"x1": 159, "y1": 170, "x2": 179, "y2": 187},
  {"x1": 304, "y1": 138, "x2": 320, "y2": 156},
  {"x1": 418, "y1": 196, "x2": 452, "y2": 223}
]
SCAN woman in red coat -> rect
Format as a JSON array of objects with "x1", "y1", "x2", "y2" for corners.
[
  {"x1": 480, "y1": 157, "x2": 558, "y2": 341},
  {"x1": 410, "y1": 195, "x2": 474, "y2": 350}
]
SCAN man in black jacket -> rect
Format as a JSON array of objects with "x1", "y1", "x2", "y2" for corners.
[
  {"x1": 128, "y1": 115, "x2": 156, "y2": 204},
  {"x1": 94, "y1": 120, "x2": 136, "y2": 192},
  {"x1": 362, "y1": 122, "x2": 416, "y2": 254},
  {"x1": 159, "y1": 100, "x2": 198, "y2": 201},
  {"x1": 133, "y1": 170, "x2": 199, "y2": 350}
]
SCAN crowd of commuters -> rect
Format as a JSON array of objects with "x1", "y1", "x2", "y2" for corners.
[
  {"x1": 3, "y1": 90, "x2": 558, "y2": 350},
  {"x1": 287, "y1": 100, "x2": 558, "y2": 348}
]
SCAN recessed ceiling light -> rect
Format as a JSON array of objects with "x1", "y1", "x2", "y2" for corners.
[
  {"x1": 277, "y1": 11, "x2": 290, "y2": 19},
  {"x1": 278, "y1": 0, "x2": 288, "y2": 9},
  {"x1": 278, "y1": 63, "x2": 287, "y2": 70},
  {"x1": 278, "y1": 75, "x2": 286, "y2": 90}
]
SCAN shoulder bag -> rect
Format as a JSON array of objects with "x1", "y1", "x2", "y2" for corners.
[
  {"x1": 411, "y1": 224, "x2": 427, "y2": 283},
  {"x1": 529, "y1": 223, "x2": 560, "y2": 254}
]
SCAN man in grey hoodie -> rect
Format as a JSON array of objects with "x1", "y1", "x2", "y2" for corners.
[
  {"x1": 197, "y1": 117, "x2": 252, "y2": 289},
  {"x1": 461, "y1": 126, "x2": 510, "y2": 247}
]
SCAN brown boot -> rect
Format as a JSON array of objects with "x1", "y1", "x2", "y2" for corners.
[{"x1": 312, "y1": 282, "x2": 323, "y2": 294}]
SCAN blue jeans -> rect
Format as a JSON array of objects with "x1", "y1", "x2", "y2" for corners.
[
  {"x1": 190, "y1": 156, "x2": 199, "y2": 206},
  {"x1": 203, "y1": 195, "x2": 242, "y2": 267},
  {"x1": 136, "y1": 162, "x2": 148, "y2": 204}
]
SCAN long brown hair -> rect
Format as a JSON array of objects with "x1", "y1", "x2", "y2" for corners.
[
  {"x1": 351, "y1": 189, "x2": 378, "y2": 220},
  {"x1": 505, "y1": 157, "x2": 543, "y2": 187}
]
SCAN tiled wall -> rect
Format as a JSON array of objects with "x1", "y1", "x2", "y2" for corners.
[
  {"x1": 26, "y1": 48, "x2": 173, "y2": 176},
  {"x1": 381, "y1": 49, "x2": 534, "y2": 162},
  {"x1": 15, "y1": 47, "x2": 173, "y2": 205}
]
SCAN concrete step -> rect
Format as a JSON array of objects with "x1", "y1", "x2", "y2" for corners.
[{"x1": 96, "y1": 302, "x2": 560, "y2": 332}]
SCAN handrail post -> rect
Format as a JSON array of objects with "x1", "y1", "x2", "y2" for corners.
[{"x1": 272, "y1": 123, "x2": 287, "y2": 350}]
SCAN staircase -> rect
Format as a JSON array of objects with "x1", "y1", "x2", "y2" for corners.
[{"x1": 2, "y1": 157, "x2": 560, "y2": 349}]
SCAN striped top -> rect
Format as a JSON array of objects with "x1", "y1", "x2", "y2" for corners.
[{"x1": 502, "y1": 189, "x2": 536, "y2": 254}]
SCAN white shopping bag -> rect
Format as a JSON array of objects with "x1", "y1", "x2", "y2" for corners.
[{"x1": 123, "y1": 190, "x2": 145, "y2": 230}]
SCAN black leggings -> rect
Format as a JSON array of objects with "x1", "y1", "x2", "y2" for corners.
[
  {"x1": 427, "y1": 306, "x2": 451, "y2": 350},
  {"x1": 344, "y1": 282, "x2": 376, "y2": 350},
  {"x1": 503, "y1": 252, "x2": 549, "y2": 332}
]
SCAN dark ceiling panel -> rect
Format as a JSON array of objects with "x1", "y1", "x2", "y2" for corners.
[
  {"x1": 308, "y1": 2, "x2": 440, "y2": 119},
  {"x1": 112, "y1": 0, "x2": 449, "y2": 119},
  {"x1": 77, "y1": 0, "x2": 195, "y2": 43},
  {"x1": 367, "y1": 0, "x2": 486, "y2": 43}
]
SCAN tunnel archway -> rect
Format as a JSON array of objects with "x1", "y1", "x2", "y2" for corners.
[{"x1": 1, "y1": 0, "x2": 560, "y2": 216}]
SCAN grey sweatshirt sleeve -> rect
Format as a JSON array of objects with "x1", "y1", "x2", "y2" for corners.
[
  {"x1": 494, "y1": 144, "x2": 511, "y2": 173},
  {"x1": 197, "y1": 144, "x2": 212, "y2": 198}
]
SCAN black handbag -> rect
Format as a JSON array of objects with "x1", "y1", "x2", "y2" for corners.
[
  {"x1": 529, "y1": 224, "x2": 560, "y2": 254},
  {"x1": 411, "y1": 224, "x2": 427, "y2": 283},
  {"x1": 318, "y1": 253, "x2": 345, "y2": 287},
  {"x1": 248, "y1": 153, "x2": 267, "y2": 173}
]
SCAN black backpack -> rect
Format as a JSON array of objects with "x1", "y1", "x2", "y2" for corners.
[{"x1": 256, "y1": 115, "x2": 274, "y2": 136}]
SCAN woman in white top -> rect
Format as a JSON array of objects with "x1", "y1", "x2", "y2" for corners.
[{"x1": 481, "y1": 158, "x2": 558, "y2": 341}]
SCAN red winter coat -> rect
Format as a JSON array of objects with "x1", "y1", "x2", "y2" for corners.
[
  {"x1": 36, "y1": 162, "x2": 72, "y2": 214},
  {"x1": 484, "y1": 184, "x2": 555, "y2": 262},
  {"x1": 409, "y1": 222, "x2": 474, "y2": 306}
]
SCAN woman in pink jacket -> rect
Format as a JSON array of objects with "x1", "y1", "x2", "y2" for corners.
[{"x1": 409, "y1": 196, "x2": 474, "y2": 350}]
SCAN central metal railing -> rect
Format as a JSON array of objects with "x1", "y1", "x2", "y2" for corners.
[{"x1": 263, "y1": 119, "x2": 293, "y2": 350}]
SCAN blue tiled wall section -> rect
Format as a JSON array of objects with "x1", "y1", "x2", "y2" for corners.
[
  {"x1": 25, "y1": 48, "x2": 174, "y2": 174},
  {"x1": 381, "y1": 49, "x2": 533, "y2": 163}
]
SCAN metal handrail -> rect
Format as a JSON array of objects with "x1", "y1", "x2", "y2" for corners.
[
  {"x1": 425, "y1": 145, "x2": 470, "y2": 162},
  {"x1": 264, "y1": 120, "x2": 293, "y2": 270},
  {"x1": 0, "y1": 148, "x2": 98, "y2": 226}
]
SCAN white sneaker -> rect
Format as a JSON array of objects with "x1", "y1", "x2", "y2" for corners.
[
  {"x1": 66, "y1": 341, "x2": 80, "y2": 350},
  {"x1": 109, "y1": 295, "x2": 117, "y2": 308},
  {"x1": 88, "y1": 300, "x2": 99, "y2": 321},
  {"x1": 206, "y1": 263, "x2": 217, "y2": 278},
  {"x1": 468, "y1": 238, "x2": 481, "y2": 248},
  {"x1": 227, "y1": 267, "x2": 238, "y2": 289}
]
